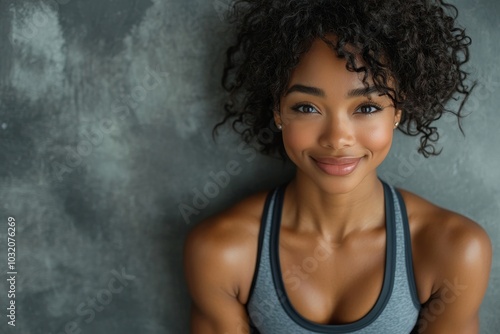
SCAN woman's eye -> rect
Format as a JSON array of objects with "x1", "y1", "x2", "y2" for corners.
[
  {"x1": 357, "y1": 104, "x2": 381, "y2": 114},
  {"x1": 291, "y1": 104, "x2": 318, "y2": 114}
]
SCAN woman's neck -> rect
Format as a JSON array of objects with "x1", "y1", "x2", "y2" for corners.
[{"x1": 282, "y1": 172, "x2": 385, "y2": 243}]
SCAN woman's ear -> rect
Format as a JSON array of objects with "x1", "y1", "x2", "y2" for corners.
[
  {"x1": 395, "y1": 109, "x2": 402, "y2": 124},
  {"x1": 273, "y1": 106, "x2": 282, "y2": 129}
]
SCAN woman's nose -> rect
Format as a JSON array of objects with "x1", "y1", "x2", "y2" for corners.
[{"x1": 318, "y1": 114, "x2": 355, "y2": 150}]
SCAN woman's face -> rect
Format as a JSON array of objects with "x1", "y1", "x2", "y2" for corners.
[{"x1": 276, "y1": 37, "x2": 401, "y2": 193}]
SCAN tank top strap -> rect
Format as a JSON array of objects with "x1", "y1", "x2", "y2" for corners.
[
  {"x1": 247, "y1": 185, "x2": 282, "y2": 300},
  {"x1": 386, "y1": 182, "x2": 421, "y2": 309}
]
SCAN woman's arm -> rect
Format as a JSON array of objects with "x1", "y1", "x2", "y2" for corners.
[
  {"x1": 413, "y1": 215, "x2": 492, "y2": 334},
  {"x1": 183, "y1": 217, "x2": 252, "y2": 334}
]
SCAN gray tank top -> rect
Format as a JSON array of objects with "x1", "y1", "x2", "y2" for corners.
[{"x1": 246, "y1": 180, "x2": 421, "y2": 333}]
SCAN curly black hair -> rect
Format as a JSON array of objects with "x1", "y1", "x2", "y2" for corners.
[{"x1": 213, "y1": 0, "x2": 476, "y2": 158}]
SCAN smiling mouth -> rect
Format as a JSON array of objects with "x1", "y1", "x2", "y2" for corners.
[{"x1": 311, "y1": 156, "x2": 363, "y2": 176}]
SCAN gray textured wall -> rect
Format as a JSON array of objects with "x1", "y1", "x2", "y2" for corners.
[{"x1": 0, "y1": 0, "x2": 498, "y2": 333}]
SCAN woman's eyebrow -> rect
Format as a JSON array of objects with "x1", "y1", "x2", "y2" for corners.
[
  {"x1": 284, "y1": 84, "x2": 325, "y2": 97},
  {"x1": 347, "y1": 86, "x2": 382, "y2": 97},
  {"x1": 284, "y1": 84, "x2": 382, "y2": 98}
]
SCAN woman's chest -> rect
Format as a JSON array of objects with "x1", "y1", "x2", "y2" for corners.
[{"x1": 277, "y1": 227, "x2": 433, "y2": 325}]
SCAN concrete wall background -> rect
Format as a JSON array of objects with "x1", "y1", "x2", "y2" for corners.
[{"x1": 0, "y1": 0, "x2": 498, "y2": 333}]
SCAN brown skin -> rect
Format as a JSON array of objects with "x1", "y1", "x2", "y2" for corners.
[{"x1": 184, "y1": 38, "x2": 492, "y2": 334}]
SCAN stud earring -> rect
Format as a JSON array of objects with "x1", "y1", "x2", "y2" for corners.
[
  {"x1": 277, "y1": 123, "x2": 283, "y2": 130},
  {"x1": 394, "y1": 121, "x2": 399, "y2": 128}
]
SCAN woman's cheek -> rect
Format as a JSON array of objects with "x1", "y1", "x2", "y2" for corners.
[
  {"x1": 282, "y1": 121, "x2": 316, "y2": 156},
  {"x1": 357, "y1": 122, "x2": 393, "y2": 154}
]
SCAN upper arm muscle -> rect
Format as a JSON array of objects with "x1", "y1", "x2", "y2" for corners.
[
  {"x1": 183, "y1": 219, "x2": 251, "y2": 334},
  {"x1": 414, "y1": 217, "x2": 492, "y2": 334}
]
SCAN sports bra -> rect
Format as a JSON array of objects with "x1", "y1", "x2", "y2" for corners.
[{"x1": 245, "y1": 180, "x2": 421, "y2": 333}]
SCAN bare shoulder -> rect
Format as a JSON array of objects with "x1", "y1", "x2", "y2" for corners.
[
  {"x1": 397, "y1": 187, "x2": 491, "y2": 250},
  {"x1": 397, "y1": 187, "x2": 492, "y2": 298},
  {"x1": 183, "y1": 188, "x2": 271, "y2": 303}
]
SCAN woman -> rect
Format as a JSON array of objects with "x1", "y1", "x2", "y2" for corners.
[{"x1": 184, "y1": 1, "x2": 492, "y2": 333}]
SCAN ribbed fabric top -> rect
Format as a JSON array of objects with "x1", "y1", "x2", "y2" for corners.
[{"x1": 246, "y1": 180, "x2": 421, "y2": 333}]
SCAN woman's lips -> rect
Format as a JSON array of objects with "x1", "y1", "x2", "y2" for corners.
[{"x1": 312, "y1": 156, "x2": 362, "y2": 176}]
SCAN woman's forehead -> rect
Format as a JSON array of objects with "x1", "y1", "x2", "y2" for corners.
[
  {"x1": 286, "y1": 36, "x2": 394, "y2": 93},
  {"x1": 287, "y1": 39, "x2": 372, "y2": 89}
]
